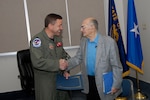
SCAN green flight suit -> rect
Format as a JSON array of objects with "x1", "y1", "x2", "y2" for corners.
[{"x1": 30, "y1": 29, "x2": 70, "y2": 100}]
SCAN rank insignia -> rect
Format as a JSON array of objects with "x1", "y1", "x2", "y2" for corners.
[
  {"x1": 49, "y1": 43, "x2": 54, "y2": 49},
  {"x1": 32, "y1": 38, "x2": 41, "y2": 47}
]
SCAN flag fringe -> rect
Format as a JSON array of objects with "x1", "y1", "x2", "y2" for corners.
[
  {"x1": 126, "y1": 61, "x2": 144, "y2": 74},
  {"x1": 122, "y1": 70, "x2": 130, "y2": 78}
]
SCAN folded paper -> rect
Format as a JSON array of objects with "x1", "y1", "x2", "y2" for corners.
[
  {"x1": 56, "y1": 74, "x2": 83, "y2": 90},
  {"x1": 103, "y1": 71, "x2": 113, "y2": 94}
]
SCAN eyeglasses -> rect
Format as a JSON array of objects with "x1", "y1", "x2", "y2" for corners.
[
  {"x1": 81, "y1": 25, "x2": 89, "y2": 30},
  {"x1": 81, "y1": 24, "x2": 92, "y2": 30},
  {"x1": 81, "y1": 26, "x2": 86, "y2": 30}
]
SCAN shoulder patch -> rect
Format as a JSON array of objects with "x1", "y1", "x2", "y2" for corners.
[{"x1": 32, "y1": 38, "x2": 41, "y2": 47}]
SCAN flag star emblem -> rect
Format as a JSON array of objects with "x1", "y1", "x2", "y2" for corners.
[{"x1": 130, "y1": 23, "x2": 140, "y2": 38}]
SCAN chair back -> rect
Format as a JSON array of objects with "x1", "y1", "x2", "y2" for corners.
[
  {"x1": 119, "y1": 79, "x2": 135, "y2": 100},
  {"x1": 17, "y1": 49, "x2": 34, "y2": 93}
]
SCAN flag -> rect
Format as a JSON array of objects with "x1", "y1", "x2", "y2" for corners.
[
  {"x1": 108, "y1": 0, "x2": 129, "y2": 77},
  {"x1": 127, "y1": 0, "x2": 144, "y2": 74}
]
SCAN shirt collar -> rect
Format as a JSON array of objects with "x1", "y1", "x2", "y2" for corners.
[{"x1": 88, "y1": 33, "x2": 100, "y2": 44}]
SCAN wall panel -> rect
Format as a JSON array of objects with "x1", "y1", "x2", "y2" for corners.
[
  {"x1": 68, "y1": 0, "x2": 106, "y2": 46},
  {"x1": 0, "y1": 0, "x2": 105, "y2": 53},
  {"x1": 0, "y1": 0, "x2": 28, "y2": 53},
  {"x1": 27, "y1": 0, "x2": 70, "y2": 46}
]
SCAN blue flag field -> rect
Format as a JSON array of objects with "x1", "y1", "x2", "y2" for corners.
[
  {"x1": 108, "y1": 0, "x2": 129, "y2": 77},
  {"x1": 126, "y1": 0, "x2": 144, "y2": 74}
]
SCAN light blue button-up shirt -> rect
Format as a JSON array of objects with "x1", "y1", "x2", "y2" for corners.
[{"x1": 86, "y1": 33, "x2": 99, "y2": 76}]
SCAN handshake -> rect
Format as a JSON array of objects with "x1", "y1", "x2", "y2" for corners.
[{"x1": 59, "y1": 59, "x2": 68, "y2": 70}]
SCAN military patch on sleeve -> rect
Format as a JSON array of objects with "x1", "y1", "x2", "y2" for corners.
[{"x1": 32, "y1": 38, "x2": 41, "y2": 47}]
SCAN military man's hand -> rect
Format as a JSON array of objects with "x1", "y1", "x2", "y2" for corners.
[{"x1": 59, "y1": 59, "x2": 68, "y2": 70}]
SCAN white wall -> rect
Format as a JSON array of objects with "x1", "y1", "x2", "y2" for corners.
[
  {"x1": 1, "y1": 0, "x2": 150, "y2": 93},
  {"x1": 0, "y1": 54, "x2": 21, "y2": 92}
]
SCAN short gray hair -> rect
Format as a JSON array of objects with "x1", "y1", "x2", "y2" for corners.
[{"x1": 90, "y1": 19, "x2": 98, "y2": 31}]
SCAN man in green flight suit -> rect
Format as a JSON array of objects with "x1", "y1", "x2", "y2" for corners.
[{"x1": 30, "y1": 13, "x2": 70, "y2": 100}]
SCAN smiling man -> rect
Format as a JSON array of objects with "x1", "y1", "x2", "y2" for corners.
[{"x1": 30, "y1": 13, "x2": 70, "y2": 100}]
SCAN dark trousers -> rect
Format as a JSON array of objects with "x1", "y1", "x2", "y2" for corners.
[
  {"x1": 71, "y1": 90, "x2": 87, "y2": 100},
  {"x1": 87, "y1": 75, "x2": 101, "y2": 100}
]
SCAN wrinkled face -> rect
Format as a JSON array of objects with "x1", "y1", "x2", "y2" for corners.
[
  {"x1": 49, "y1": 19, "x2": 63, "y2": 36},
  {"x1": 80, "y1": 20, "x2": 93, "y2": 37}
]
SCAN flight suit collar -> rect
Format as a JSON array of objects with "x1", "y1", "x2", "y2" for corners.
[{"x1": 42, "y1": 29, "x2": 51, "y2": 41}]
